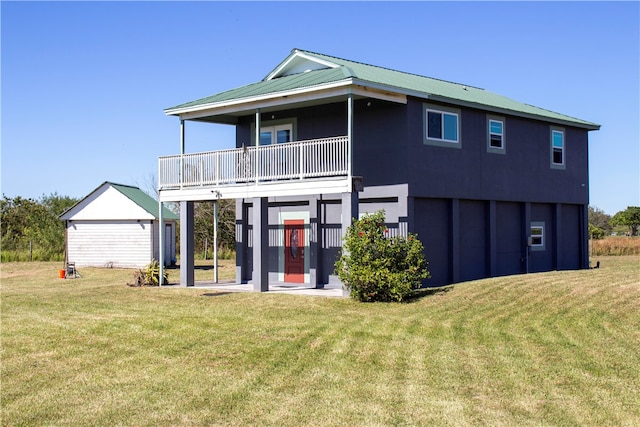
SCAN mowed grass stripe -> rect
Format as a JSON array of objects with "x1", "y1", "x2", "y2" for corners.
[{"x1": 1, "y1": 257, "x2": 639, "y2": 426}]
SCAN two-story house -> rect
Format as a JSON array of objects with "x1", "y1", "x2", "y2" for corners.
[{"x1": 157, "y1": 49, "x2": 599, "y2": 289}]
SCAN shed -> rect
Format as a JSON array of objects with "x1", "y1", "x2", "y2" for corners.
[{"x1": 59, "y1": 182, "x2": 178, "y2": 268}]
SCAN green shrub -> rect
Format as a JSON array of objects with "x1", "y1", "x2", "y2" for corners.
[
  {"x1": 127, "y1": 260, "x2": 168, "y2": 287},
  {"x1": 335, "y1": 211, "x2": 430, "y2": 302}
]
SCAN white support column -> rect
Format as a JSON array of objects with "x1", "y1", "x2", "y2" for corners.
[
  {"x1": 158, "y1": 199, "x2": 164, "y2": 286},
  {"x1": 255, "y1": 109, "x2": 261, "y2": 184},
  {"x1": 180, "y1": 119, "x2": 185, "y2": 189},
  {"x1": 347, "y1": 92, "x2": 354, "y2": 181}
]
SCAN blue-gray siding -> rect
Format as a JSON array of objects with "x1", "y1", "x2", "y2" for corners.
[{"x1": 233, "y1": 96, "x2": 591, "y2": 287}]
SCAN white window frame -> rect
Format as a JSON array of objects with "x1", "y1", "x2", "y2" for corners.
[
  {"x1": 260, "y1": 124, "x2": 293, "y2": 145},
  {"x1": 487, "y1": 115, "x2": 506, "y2": 154},
  {"x1": 530, "y1": 222, "x2": 545, "y2": 251},
  {"x1": 250, "y1": 118, "x2": 297, "y2": 146},
  {"x1": 423, "y1": 103, "x2": 461, "y2": 148},
  {"x1": 550, "y1": 127, "x2": 565, "y2": 169}
]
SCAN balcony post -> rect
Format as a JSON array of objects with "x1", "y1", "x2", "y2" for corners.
[
  {"x1": 347, "y1": 92, "x2": 353, "y2": 181},
  {"x1": 255, "y1": 109, "x2": 261, "y2": 183},
  {"x1": 180, "y1": 119, "x2": 185, "y2": 189}
]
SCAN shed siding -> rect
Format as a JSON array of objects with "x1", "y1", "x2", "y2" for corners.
[{"x1": 67, "y1": 220, "x2": 152, "y2": 268}]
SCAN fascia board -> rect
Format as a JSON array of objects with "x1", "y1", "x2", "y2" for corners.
[
  {"x1": 166, "y1": 80, "x2": 356, "y2": 119},
  {"x1": 424, "y1": 95, "x2": 601, "y2": 131},
  {"x1": 348, "y1": 78, "x2": 599, "y2": 130}
]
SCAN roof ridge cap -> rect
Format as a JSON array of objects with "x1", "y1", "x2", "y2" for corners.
[{"x1": 298, "y1": 49, "x2": 485, "y2": 91}]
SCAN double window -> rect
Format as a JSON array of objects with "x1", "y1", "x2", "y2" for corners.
[
  {"x1": 551, "y1": 127, "x2": 565, "y2": 169},
  {"x1": 424, "y1": 104, "x2": 461, "y2": 148},
  {"x1": 260, "y1": 124, "x2": 292, "y2": 145},
  {"x1": 250, "y1": 118, "x2": 296, "y2": 146},
  {"x1": 487, "y1": 115, "x2": 505, "y2": 154}
]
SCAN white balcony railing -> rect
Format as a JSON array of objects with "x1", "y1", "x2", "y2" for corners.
[{"x1": 159, "y1": 136, "x2": 349, "y2": 190}]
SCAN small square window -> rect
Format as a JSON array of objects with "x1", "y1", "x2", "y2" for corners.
[{"x1": 530, "y1": 222, "x2": 545, "y2": 251}]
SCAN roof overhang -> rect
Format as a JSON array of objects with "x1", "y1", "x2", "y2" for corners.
[
  {"x1": 164, "y1": 79, "x2": 408, "y2": 124},
  {"x1": 165, "y1": 76, "x2": 599, "y2": 131}
]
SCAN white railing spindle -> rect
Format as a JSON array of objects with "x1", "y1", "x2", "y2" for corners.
[{"x1": 158, "y1": 136, "x2": 348, "y2": 190}]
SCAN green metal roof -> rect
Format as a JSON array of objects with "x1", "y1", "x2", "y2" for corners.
[
  {"x1": 168, "y1": 67, "x2": 351, "y2": 110},
  {"x1": 166, "y1": 49, "x2": 599, "y2": 130},
  {"x1": 110, "y1": 183, "x2": 179, "y2": 220}
]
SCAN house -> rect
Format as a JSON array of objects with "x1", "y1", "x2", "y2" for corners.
[
  {"x1": 60, "y1": 182, "x2": 178, "y2": 269},
  {"x1": 158, "y1": 49, "x2": 599, "y2": 289}
]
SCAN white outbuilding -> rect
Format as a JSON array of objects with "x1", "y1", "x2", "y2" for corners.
[{"x1": 59, "y1": 182, "x2": 178, "y2": 268}]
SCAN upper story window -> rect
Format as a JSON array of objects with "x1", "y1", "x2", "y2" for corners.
[
  {"x1": 423, "y1": 103, "x2": 461, "y2": 148},
  {"x1": 487, "y1": 115, "x2": 505, "y2": 154},
  {"x1": 260, "y1": 124, "x2": 292, "y2": 145},
  {"x1": 550, "y1": 126, "x2": 565, "y2": 169},
  {"x1": 250, "y1": 118, "x2": 297, "y2": 146}
]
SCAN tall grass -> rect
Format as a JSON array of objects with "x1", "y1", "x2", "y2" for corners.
[
  {"x1": 591, "y1": 236, "x2": 640, "y2": 256},
  {"x1": 0, "y1": 249, "x2": 64, "y2": 262},
  {"x1": 2, "y1": 257, "x2": 639, "y2": 426}
]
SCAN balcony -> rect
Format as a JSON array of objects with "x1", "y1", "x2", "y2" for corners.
[{"x1": 158, "y1": 136, "x2": 352, "y2": 201}]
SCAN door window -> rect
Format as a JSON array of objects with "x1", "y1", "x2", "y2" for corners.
[{"x1": 259, "y1": 125, "x2": 292, "y2": 145}]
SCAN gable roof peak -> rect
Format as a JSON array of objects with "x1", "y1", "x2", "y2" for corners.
[{"x1": 265, "y1": 48, "x2": 340, "y2": 81}]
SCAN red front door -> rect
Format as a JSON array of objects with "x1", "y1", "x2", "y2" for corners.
[{"x1": 284, "y1": 219, "x2": 305, "y2": 283}]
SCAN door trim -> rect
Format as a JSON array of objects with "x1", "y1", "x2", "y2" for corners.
[{"x1": 278, "y1": 211, "x2": 309, "y2": 283}]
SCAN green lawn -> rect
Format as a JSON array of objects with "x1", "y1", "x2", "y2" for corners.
[{"x1": 2, "y1": 257, "x2": 639, "y2": 426}]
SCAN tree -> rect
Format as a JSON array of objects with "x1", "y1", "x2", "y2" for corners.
[
  {"x1": 588, "y1": 223, "x2": 605, "y2": 240},
  {"x1": 192, "y1": 199, "x2": 236, "y2": 258},
  {"x1": 610, "y1": 206, "x2": 640, "y2": 236},
  {"x1": 588, "y1": 206, "x2": 612, "y2": 235},
  {"x1": 1, "y1": 193, "x2": 78, "y2": 260}
]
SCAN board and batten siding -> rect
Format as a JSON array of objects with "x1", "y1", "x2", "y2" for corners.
[{"x1": 67, "y1": 220, "x2": 153, "y2": 268}]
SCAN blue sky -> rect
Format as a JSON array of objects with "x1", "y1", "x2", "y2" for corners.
[{"x1": 2, "y1": 1, "x2": 638, "y2": 215}]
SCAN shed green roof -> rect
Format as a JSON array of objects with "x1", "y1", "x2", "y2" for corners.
[
  {"x1": 166, "y1": 49, "x2": 599, "y2": 130},
  {"x1": 110, "y1": 183, "x2": 179, "y2": 220}
]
